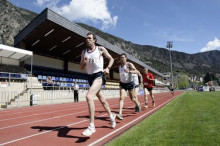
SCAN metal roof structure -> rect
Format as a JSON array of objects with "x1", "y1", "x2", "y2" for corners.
[
  {"x1": 14, "y1": 8, "x2": 164, "y2": 77},
  {"x1": 0, "y1": 44, "x2": 33, "y2": 62}
]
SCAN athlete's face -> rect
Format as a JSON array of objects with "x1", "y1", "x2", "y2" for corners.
[
  {"x1": 86, "y1": 34, "x2": 96, "y2": 47},
  {"x1": 120, "y1": 55, "x2": 127, "y2": 64}
]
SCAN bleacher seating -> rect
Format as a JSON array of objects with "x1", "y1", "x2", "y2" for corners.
[
  {"x1": 24, "y1": 64, "x2": 121, "y2": 90},
  {"x1": 0, "y1": 72, "x2": 28, "y2": 82}
]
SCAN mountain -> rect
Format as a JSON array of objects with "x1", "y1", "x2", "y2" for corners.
[
  {"x1": 77, "y1": 23, "x2": 220, "y2": 76},
  {"x1": 1, "y1": 0, "x2": 220, "y2": 76},
  {"x1": 0, "y1": 0, "x2": 37, "y2": 45}
]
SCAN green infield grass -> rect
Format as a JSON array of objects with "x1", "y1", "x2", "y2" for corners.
[{"x1": 107, "y1": 91, "x2": 220, "y2": 146}]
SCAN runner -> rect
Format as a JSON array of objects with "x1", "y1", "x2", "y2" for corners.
[
  {"x1": 132, "y1": 72, "x2": 143, "y2": 111},
  {"x1": 116, "y1": 53, "x2": 141, "y2": 120},
  {"x1": 142, "y1": 68, "x2": 155, "y2": 108},
  {"x1": 80, "y1": 32, "x2": 116, "y2": 136},
  {"x1": 168, "y1": 83, "x2": 175, "y2": 96}
]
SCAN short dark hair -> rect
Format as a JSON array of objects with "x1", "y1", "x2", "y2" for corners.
[
  {"x1": 120, "y1": 53, "x2": 127, "y2": 58},
  {"x1": 87, "y1": 32, "x2": 97, "y2": 43}
]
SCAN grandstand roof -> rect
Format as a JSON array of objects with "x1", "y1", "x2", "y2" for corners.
[
  {"x1": 0, "y1": 44, "x2": 33, "y2": 62},
  {"x1": 14, "y1": 8, "x2": 164, "y2": 77}
]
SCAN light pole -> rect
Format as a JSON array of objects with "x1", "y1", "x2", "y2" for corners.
[{"x1": 166, "y1": 41, "x2": 173, "y2": 84}]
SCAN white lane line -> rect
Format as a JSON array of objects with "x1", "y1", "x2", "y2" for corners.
[
  {"x1": 0, "y1": 94, "x2": 171, "y2": 130},
  {"x1": 0, "y1": 113, "x2": 110, "y2": 146},
  {"x1": 88, "y1": 96, "x2": 177, "y2": 146},
  {"x1": 0, "y1": 119, "x2": 88, "y2": 146},
  {"x1": 0, "y1": 92, "x2": 177, "y2": 145},
  {"x1": 0, "y1": 97, "x2": 117, "y2": 121},
  {"x1": 0, "y1": 91, "x2": 167, "y2": 116},
  {"x1": 0, "y1": 102, "x2": 86, "y2": 117},
  {"x1": 0, "y1": 105, "x2": 86, "y2": 122},
  {"x1": 0, "y1": 104, "x2": 106, "y2": 130}
]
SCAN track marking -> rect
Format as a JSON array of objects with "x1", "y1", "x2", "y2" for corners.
[
  {"x1": 0, "y1": 94, "x2": 171, "y2": 130},
  {"x1": 0, "y1": 92, "x2": 180, "y2": 145},
  {"x1": 88, "y1": 95, "x2": 177, "y2": 146}
]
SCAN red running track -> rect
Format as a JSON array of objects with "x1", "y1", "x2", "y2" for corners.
[{"x1": 0, "y1": 91, "x2": 183, "y2": 146}]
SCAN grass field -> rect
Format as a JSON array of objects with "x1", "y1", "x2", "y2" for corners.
[{"x1": 107, "y1": 91, "x2": 220, "y2": 146}]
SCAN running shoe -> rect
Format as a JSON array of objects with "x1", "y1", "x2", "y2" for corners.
[
  {"x1": 110, "y1": 114, "x2": 116, "y2": 128},
  {"x1": 116, "y1": 114, "x2": 123, "y2": 120},
  {"x1": 82, "y1": 125, "x2": 96, "y2": 136},
  {"x1": 144, "y1": 103, "x2": 148, "y2": 108}
]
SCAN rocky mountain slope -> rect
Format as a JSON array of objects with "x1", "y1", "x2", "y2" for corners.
[
  {"x1": 78, "y1": 23, "x2": 220, "y2": 76},
  {"x1": 1, "y1": 0, "x2": 219, "y2": 76},
  {"x1": 0, "y1": 0, "x2": 37, "y2": 45}
]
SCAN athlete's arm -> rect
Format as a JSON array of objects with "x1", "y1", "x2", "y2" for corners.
[
  {"x1": 99, "y1": 46, "x2": 114, "y2": 74},
  {"x1": 127, "y1": 62, "x2": 140, "y2": 75},
  {"x1": 137, "y1": 71, "x2": 143, "y2": 85},
  {"x1": 80, "y1": 50, "x2": 86, "y2": 70}
]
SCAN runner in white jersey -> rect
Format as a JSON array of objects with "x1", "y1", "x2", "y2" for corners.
[
  {"x1": 132, "y1": 72, "x2": 143, "y2": 112},
  {"x1": 116, "y1": 53, "x2": 141, "y2": 120},
  {"x1": 80, "y1": 32, "x2": 116, "y2": 137}
]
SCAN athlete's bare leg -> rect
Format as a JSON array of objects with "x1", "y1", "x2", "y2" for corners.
[
  {"x1": 96, "y1": 85, "x2": 116, "y2": 128},
  {"x1": 96, "y1": 90, "x2": 112, "y2": 116},
  {"x1": 119, "y1": 88, "x2": 126, "y2": 115},
  {"x1": 144, "y1": 88, "x2": 148, "y2": 108},
  {"x1": 134, "y1": 87, "x2": 139, "y2": 100},
  {"x1": 149, "y1": 90, "x2": 155, "y2": 107},
  {"x1": 128, "y1": 89, "x2": 140, "y2": 106},
  {"x1": 86, "y1": 78, "x2": 102, "y2": 124}
]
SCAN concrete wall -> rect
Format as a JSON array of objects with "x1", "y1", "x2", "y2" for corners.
[
  {"x1": 0, "y1": 57, "x2": 19, "y2": 65},
  {"x1": 25, "y1": 54, "x2": 64, "y2": 70}
]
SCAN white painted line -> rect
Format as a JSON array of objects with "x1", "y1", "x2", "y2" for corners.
[
  {"x1": 0, "y1": 113, "x2": 109, "y2": 146},
  {"x1": 0, "y1": 93, "x2": 177, "y2": 145},
  {"x1": 88, "y1": 96, "x2": 177, "y2": 146},
  {"x1": 0, "y1": 105, "x2": 86, "y2": 122},
  {"x1": 0, "y1": 94, "x2": 170, "y2": 129},
  {"x1": 0, "y1": 101, "x2": 86, "y2": 117},
  {"x1": 0, "y1": 119, "x2": 88, "y2": 146},
  {"x1": 0, "y1": 97, "x2": 117, "y2": 120},
  {"x1": 0, "y1": 105, "x2": 106, "y2": 130}
]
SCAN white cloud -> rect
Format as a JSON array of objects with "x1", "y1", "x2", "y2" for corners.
[
  {"x1": 200, "y1": 38, "x2": 220, "y2": 52},
  {"x1": 34, "y1": 0, "x2": 118, "y2": 30},
  {"x1": 34, "y1": 0, "x2": 60, "y2": 7}
]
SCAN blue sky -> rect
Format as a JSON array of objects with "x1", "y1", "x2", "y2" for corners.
[{"x1": 9, "y1": 0, "x2": 220, "y2": 54}]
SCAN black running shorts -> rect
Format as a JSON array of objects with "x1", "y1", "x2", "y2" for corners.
[
  {"x1": 120, "y1": 81, "x2": 135, "y2": 91},
  {"x1": 88, "y1": 71, "x2": 106, "y2": 86}
]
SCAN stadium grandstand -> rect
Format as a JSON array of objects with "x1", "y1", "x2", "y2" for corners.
[{"x1": 0, "y1": 8, "x2": 168, "y2": 109}]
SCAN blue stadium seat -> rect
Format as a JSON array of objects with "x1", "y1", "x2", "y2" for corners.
[
  {"x1": 55, "y1": 77, "x2": 60, "y2": 81},
  {"x1": 52, "y1": 76, "x2": 55, "y2": 80},
  {"x1": 79, "y1": 84, "x2": 84, "y2": 88},
  {"x1": 38, "y1": 75, "x2": 43, "y2": 80},
  {"x1": 15, "y1": 74, "x2": 21, "y2": 78},
  {"x1": 21, "y1": 74, "x2": 27, "y2": 79},
  {"x1": 42, "y1": 76, "x2": 47, "y2": 80}
]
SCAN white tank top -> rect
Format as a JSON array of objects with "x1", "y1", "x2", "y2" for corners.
[
  {"x1": 119, "y1": 63, "x2": 133, "y2": 83},
  {"x1": 84, "y1": 46, "x2": 103, "y2": 74},
  {"x1": 132, "y1": 74, "x2": 139, "y2": 86}
]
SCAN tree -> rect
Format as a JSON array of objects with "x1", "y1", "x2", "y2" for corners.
[
  {"x1": 178, "y1": 74, "x2": 189, "y2": 89},
  {"x1": 203, "y1": 72, "x2": 217, "y2": 83}
]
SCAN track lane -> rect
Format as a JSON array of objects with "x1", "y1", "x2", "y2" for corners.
[{"x1": 0, "y1": 91, "x2": 183, "y2": 145}]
